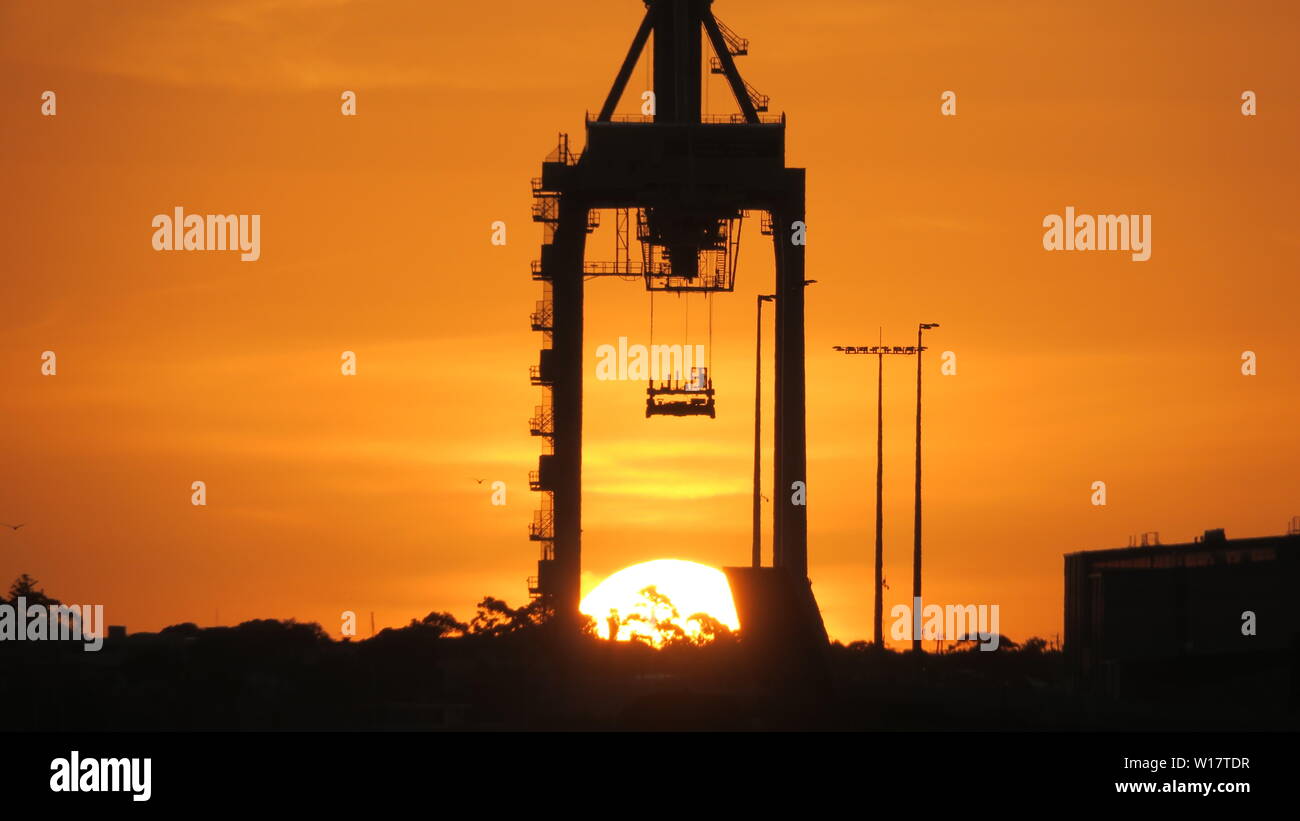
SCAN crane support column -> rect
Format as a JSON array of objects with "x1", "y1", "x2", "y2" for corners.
[
  {"x1": 549, "y1": 198, "x2": 588, "y2": 623},
  {"x1": 771, "y1": 170, "x2": 808, "y2": 579}
]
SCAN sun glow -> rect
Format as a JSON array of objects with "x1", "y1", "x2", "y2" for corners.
[{"x1": 579, "y1": 559, "x2": 740, "y2": 647}]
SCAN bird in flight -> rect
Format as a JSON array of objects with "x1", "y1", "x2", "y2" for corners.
[
  {"x1": 1, "y1": 523, "x2": 26, "y2": 531},
  {"x1": 473, "y1": 478, "x2": 485, "y2": 484}
]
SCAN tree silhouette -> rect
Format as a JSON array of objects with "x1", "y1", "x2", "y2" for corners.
[
  {"x1": 1020, "y1": 636, "x2": 1048, "y2": 655},
  {"x1": 620, "y1": 585, "x2": 681, "y2": 645},
  {"x1": 468, "y1": 596, "x2": 553, "y2": 637},
  {"x1": 5, "y1": 573, "x2": 59, "y2": 607},
  {"x1": 614, "y1": 586, "x2": 734, "y2": 648},
  {"x1": 955, "y1": 632, "x2": 1019, "y2": 652},
  {"x1": 411, "y1": 611, "x2": 468, "y2": 637},
  {"x1": 685, "y1": 612, "x2": 735, "y2": 646}
]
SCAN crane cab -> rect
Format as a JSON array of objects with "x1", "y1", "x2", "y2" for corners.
[{"x1": 646, "y1": 367, "x2": 715, "y2": 418}]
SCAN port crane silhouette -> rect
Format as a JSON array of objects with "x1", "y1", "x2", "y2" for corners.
[{"x1": 525, "y1": 0, "x2": 825, "y2": 651}]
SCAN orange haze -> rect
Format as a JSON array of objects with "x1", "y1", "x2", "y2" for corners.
[{"x1": 2, "y1": 0, "x2": 1298, "y2": 645}]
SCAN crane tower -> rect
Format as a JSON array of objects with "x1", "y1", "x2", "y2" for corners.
[{"x1": 526, "y1": 0, "x2": 824, "y2": 648}]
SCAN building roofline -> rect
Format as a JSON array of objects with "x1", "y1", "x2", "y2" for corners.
[{"x1": 1066, "y1": 531, "x2": 1300, "y2": 560}]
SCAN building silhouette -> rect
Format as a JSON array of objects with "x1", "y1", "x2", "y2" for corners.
[{"x1": 1065, "y1": 522, "x2": 1300, "y2": 703}]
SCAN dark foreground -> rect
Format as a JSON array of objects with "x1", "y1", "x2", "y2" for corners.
[{"x1": 2, "y1": 615, "x2": 1295, "y2": 731}]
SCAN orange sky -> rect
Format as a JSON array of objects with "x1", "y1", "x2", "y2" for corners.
[{"x1": 2, "y1": 0, "x2": 1298, "y2": 645}]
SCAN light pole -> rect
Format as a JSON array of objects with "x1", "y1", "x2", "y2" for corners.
[
  {"x1": 833, "y1": 342, "x2": 920, "y2": 647},
  {"x1": 753, "y1": 294, "x2": 776, "y2": 568},
  {"x1": 913, "y1": 322, "x2": 939, "y2": 653},
  {"x1": 872, "y1": 346, "x2": 884, "y2": 646}
]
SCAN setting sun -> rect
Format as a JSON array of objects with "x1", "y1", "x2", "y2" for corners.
[{"x1": 580, "y1": 560, "x2": 740, "y2": 647}]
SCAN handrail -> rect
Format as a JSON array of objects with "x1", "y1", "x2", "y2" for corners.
[
  {"x1": 589, "y1": 112, "x2": 783, "y2": 125},
  {"x1": 714, "y1": 17, "x2": 749, "y2": 55}
]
